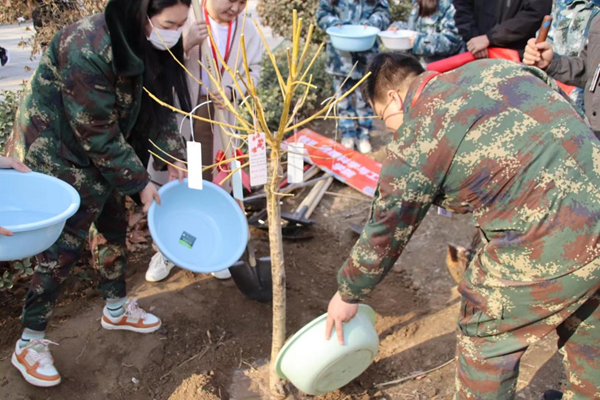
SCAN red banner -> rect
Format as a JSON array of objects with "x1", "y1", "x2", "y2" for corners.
[{"x1": 285, "y1": 129, "x2": 381, "y2": 197}]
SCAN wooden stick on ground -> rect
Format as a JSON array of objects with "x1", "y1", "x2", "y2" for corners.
[
  {"x1": 375, "y1": 359, "x2": 455, "y2": 388},
  {"x1": 160, "y1": 346, "x2": 210, "y2": 380}
]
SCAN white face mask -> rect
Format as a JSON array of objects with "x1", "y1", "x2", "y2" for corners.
[{"x1": 147, "y1": 20, "x2": 183, "y2": 50}]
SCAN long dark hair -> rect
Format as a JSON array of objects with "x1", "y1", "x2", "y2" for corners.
[
  {"x1": 416, "y1": 0, "x2": 439, "y2": 18},
  {"x1": 137, "y1": 0, "x2": 192, "y2": 134}
]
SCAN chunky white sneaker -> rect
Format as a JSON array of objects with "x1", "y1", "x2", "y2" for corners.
[
  {"x1": 341, "y1": 137, "x2": 356, "y2": 150},
  {"x1": 211, "y1": 269, "x2": 231, "y2": 280},
  {"x1": 146, "y1": 252, "x2": 175, "y2": 282},
  {"x1": 12, "y1": 339, "x2": 61, "y2": 387},
  {"x1": 358, "y1": 138, "x2": 372, "y2": 154},
  {"x1": 101, "y1": 298, "x2": 162, "y2": 333}
]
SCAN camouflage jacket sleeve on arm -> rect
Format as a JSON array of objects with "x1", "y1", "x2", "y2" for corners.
[
  {"x1": 62, "y1": 53, "x2": 149, "y2": 196},
  {"x1": 317, "y1": 0, "x2": 343, "y2": 31},
  {"x1": 360, "y1": 0, "x2": 390, "y2": 30},
  {"x1": 390, "y1": 20, "x2": 409, "y2": 30},
  {"x1": 337, "y1": 154, "x2": 435, "y2": 302},
  {"x1": 412, "y1": 3, "x2": 463, "y2": 58},
  {"x1": 151, "y1": 115, "x2": 187, "y2": 171}
]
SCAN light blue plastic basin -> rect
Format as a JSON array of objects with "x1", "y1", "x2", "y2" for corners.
[
  {"x1": 276, "y1": 305, "x2": 379, "y2": 395},
  {"x1": 326, "y1": 25, "x2": 381, "y2": 52},
  {"x1": 0, "y1": 170, "x2": 80, "y2": 261},
  {"x1": 148, "y1": 179, "x2": 248, "y2": 273}
]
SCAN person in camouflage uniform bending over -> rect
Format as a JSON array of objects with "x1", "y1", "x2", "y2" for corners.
[
  {"x1": 4, "y1": 0, "x2": 193, "y2": 388},
  {"x1": 326, "y1": 53, "x2": 599, "y2": 399}
]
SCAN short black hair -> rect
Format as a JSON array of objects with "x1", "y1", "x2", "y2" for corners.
[{"x1": 363, "y1": 52, "x2": 425, "y2": 103}]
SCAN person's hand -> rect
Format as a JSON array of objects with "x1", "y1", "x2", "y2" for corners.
[
  {"x1": 325, "y1": 292, "x2": 359, "y2": 345},
  {"x1": 523, "y1": 38, "x2": 553, "y2": 70},
  {"x1": 211, "y1": 87, "x2": 233, "y2": 110},
  {"x1": 140, "y1": 181, "x2": 161, "y2": 213},
  {"x1": 183, "y1": 21, "x2": 209, "y2": 54},
  {"x1": 0, "y1": 156, "x2": 31, "y2": 172},
  {"x1": 467, "y1": 35, "x2": 490, "y2": 55},
  {"x1": 0, "y1": 226, "x2": 13, "y2": 236},
  {"x1": 388, "y1": 26, "x2": 398, "y2": 32},
  {"x1": 409, "y1": 32, "x2": 418, "y2": 46},
  {"x1": 473, "y1": 48, "x2": 488, "y2": 59},
  {"x1": 167, "y1": 161, "x2": 187, "y2": 182}
]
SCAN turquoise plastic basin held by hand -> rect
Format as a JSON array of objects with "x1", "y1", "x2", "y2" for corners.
[
  {"x1": 276, "y1": 305, "x2": 379, "y2": 395},
  {"x1": 326, "y1": 25, "x2": 381, "y2": 52},
  {"x1": 0, "y1": 170, "x2": 80, "y2": 261},
  {"x1": 148, "y1": 179, "x2": 248, "y2": 273}
]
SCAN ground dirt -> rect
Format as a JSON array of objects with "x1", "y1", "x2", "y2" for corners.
[{"x1": 0, "y1": 122, "x2": 566, "y2": 399}]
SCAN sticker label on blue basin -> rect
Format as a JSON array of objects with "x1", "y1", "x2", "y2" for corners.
[{"x1": 179, "y1": 231, "x2": 196, "y2": 249}]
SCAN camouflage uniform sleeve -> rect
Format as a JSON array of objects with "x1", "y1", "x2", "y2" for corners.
[
  {"x1": 316, "y1": 0, "x2": 343, "y2": 31},
  {"x1": 390, "y1": 20, "x2": 409, "y2": 30},
  {"x1": 360, "y1": 0, "x2": 390, "y2": 30},
  {"x1": 151, "y1": 115, "x2": 186, "y2": 171},
  {"x1": 62, "y1": 53, "x2": 149, "y2": 195},
  {"x1": 412, "y1": 3, "x2": 463, "y2": 58},
  {"x1": 337, "y1": 154, "x2": 435, "y2": 302}
]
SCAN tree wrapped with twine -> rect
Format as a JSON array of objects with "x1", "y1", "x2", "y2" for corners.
[{"x1": 147, "y1": 7, "x2": 369, "y2": 397}]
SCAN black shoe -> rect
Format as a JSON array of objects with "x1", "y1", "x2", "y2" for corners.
[
  {"x1": 0, "y1": 47, "x2": 10, "y2": 67},
  {"x1": 542, "y1": 390, "x2": 563, "y2": 400}
]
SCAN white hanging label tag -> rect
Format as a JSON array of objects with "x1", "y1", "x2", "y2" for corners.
[
  {"x1": 288, "y1": 142, "x2": 305, "y2": 184},
  {"x1": 232, "y1": 159, "x2": 244, "y2": 201},
  {"x1": 248, "y1": 132, "x2": 268, "y2": 187},
  {"x1": 437, "y1": 207, "x2": 453, "y2": 218},
  {"x1": 187, "y1": 141, "x2": 203, "y2": 190}
]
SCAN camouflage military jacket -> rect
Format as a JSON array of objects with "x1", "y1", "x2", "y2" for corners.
[
  {"x1": 317, "y1": 0, "x2": 390, "y2": 78},
  {"x1": 548, "y1": 0, "x2": 600, "y2": 110},
  {"x1": 390, "y1": 0, "x2": 463, "y2": 65},
  {"x1": 549, "y1": 0, "x2": 599, "y2": 56},
  {"x1": 338, "y1": 60, "x2": 600, "y2": 306},
  {"x1": 5, "y1": 12, "x2": 185, "y2": 196}
]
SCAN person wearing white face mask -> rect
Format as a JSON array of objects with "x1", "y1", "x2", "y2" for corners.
[
  {"x1": 4, "y1": 0, "x2": 193, "y2": 388},
  {"x1": 146, "y1": 0, "x2": 263, "y2": 283}
]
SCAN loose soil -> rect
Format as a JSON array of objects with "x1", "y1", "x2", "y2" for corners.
[{"x1": 0, "y1": 122, "x2": 565, "y2": 399}]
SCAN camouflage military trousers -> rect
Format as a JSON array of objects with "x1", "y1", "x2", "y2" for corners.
[
  {"x1": 333, "y1": 76, "x2": 374, "y2": 140},
  {"x1": 21, "y1": 158, "x2": 130, "y2": 332},
  {"x1": 455, "y1": 258, "x2": 600, "y2": 399}
]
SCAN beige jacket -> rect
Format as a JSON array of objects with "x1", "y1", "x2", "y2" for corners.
[{"x1": 149, "y1": 7, "x2": 264, "y2": 185}]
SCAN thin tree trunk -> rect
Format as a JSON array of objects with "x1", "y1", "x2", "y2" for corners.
[{"x1": 266, "y1": 151, "x2": 286, "y2": 398}]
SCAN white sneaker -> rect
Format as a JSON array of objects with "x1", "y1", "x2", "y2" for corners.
[
  {"x1": 12, "y1": 339, "x2": 61, "y2": 387},
  {"x1": 341, "y1": 137, "x2": 356, "y2": 150},
  {"x1": 211, "y1": 269, "x2": 231, "y2": 280},
  {"x1": 146, "y1": 252, "x2": 175, "y2": 282},
  {"x1": 358, "y1": 138, "x2": 372, "y2": 154},
  {"x1": 101, "y1": 298, "x2": 162, "y2": 333}
]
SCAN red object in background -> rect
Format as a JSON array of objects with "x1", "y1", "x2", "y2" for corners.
[
  {"x1": 213, "y1": 150, "x2": 252, "y2": 192},
  {"x1": 284, "y1": 129, "x2": 382, "y2": 198},
  {"x1": 426, "y1": 48, "x2": 576, "y2": 96}
]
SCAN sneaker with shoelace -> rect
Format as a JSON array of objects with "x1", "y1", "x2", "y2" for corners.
[
  {"x1": 101, "y1": 298, "x2": 161, "y2": 333},
  {"x1": 146, "y1": 252, "x2": 175, "y2": 282},
  {"x1": 12, "y1": 339, "x2": 61, "y2": 387}
]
